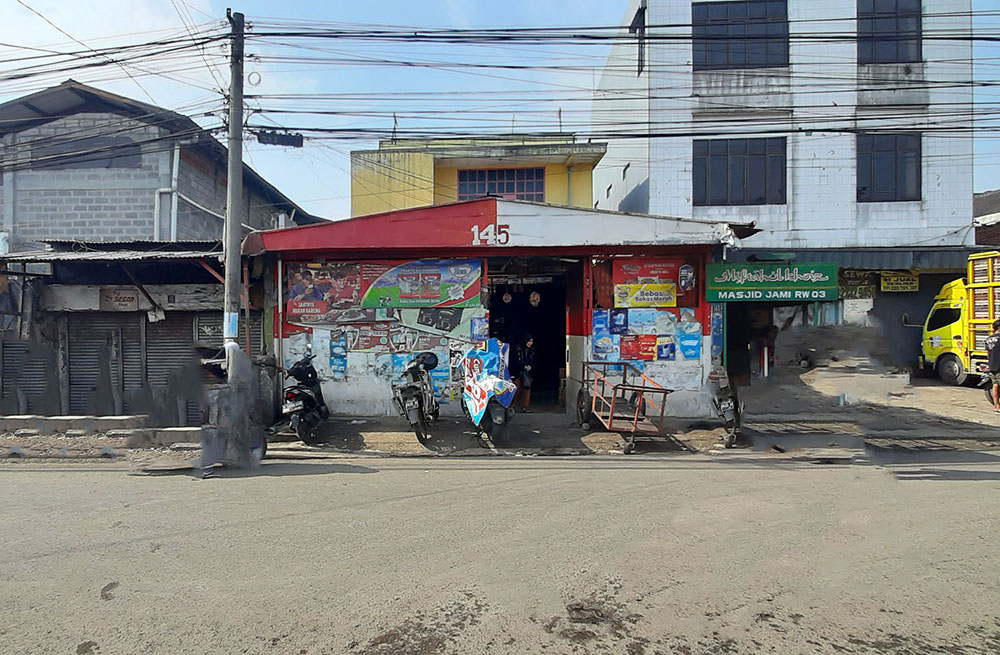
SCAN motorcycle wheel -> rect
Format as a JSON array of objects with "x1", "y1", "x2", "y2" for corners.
[
  {"x1": 985, "y1": 379, "x2": 996, "y2": 407},
  {"x1": 251, "y1": 436, "x2": 268, "y2": 462},
  {"x1": 295, "y1": 419, "x2": 313, "y2": 444},
  {"x1": 412, "y1": 405, "x2": 431, "y2": 446}
]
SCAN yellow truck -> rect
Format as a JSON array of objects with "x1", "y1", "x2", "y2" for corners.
[{"x1": 919, "y1": 251, "x2": 1000, "y2": 385}]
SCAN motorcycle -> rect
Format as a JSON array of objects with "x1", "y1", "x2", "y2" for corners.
[
  {"x1": 391, "y1": 351, "x2": 440, "y2": 445},
  {"x1": 711, "y1": 366, "x2": 744, "y2": 448},
  {"x1": 461, "y1": 338, "x2": 517, "y2": 446},
  {"x1": 979, "y1": 373, "x2": 998, "y2": 408},
  {"x1": 282, "y1": 353, "x2": 330, "y2": 445}
]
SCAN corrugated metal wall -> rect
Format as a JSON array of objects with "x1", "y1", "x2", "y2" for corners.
[
  {"x1": 146, "y1": 312, "x2": 201, "y2": 426},
  {"x1": 1, "y1": 340, "x2": 50, "y2": 413},
  {"x1": 67, "y1": 313, "x2": 143, "y2": 415}
]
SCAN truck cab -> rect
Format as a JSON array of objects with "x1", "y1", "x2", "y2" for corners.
[{"x1": 920, "y1": 279, "x2": 968, "y2": 385}]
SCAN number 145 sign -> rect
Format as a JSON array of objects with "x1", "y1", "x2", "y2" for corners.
[{"x1": 470, "y1": 221, "x2": 511, "y2": 246}]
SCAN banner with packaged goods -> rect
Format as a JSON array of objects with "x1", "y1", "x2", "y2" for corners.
[{"x1": 285, "y1": 259, "x2": 483, "y2": 326}]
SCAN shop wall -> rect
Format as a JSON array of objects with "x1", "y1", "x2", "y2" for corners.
[
  {"x1": 281, "y1": 259, "x2": 488, "y2": 417},
  {"x1": 872, "y1": 272, "x2": 964, "y2": 368}
]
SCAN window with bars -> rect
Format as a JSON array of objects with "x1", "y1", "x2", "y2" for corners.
[
  {"x1": 457, "y1": 168, "x2": 545, "y2": 202},
  {"x1": 692, "y1": 0, "x2": 789, "y2": 71},
  {"x1": 856, "y1": 133, "x2": 921, "y2": 202},
  {"x1": 858, "y1": 0, "x2": 922, "y2": 64},
  {"x1": 693, "y1": 138, "x2": 787, "y2": 206}
]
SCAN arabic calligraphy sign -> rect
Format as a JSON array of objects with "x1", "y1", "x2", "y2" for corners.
[{"x1": 705, "y1": 263, "x2": 839, "y2": 302}]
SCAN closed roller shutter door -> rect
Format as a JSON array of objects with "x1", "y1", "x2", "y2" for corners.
[
  {"x1": 68, "y1": 313, "x2": 143, "y2": 415},
  {"x1": 146, "y1": 312, "x2": 201, "y2": 426},
  {"x1": 195, "y1": 311, "x2": 264, "y2": 356},
  {"x1": 1, "y1": 340, "x2": 51, "y2": 414}
]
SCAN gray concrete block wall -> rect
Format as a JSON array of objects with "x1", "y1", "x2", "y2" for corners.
[
  {"x1": 9, "y1": 113, "x2": 168, "y2": 248},
  {"x1": 177, "y1": 152, "x2": 280, "y2": 235}
]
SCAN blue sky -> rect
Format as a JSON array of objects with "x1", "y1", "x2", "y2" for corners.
[{"x1": 1, "y1": 0, "x2": 997, "y2": 219}]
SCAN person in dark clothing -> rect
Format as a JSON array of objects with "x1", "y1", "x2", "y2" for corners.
[
  {"x1": 510, "y1": 334, "x2": 536, "y2": 413},
  {"x1": 986, "y1": 319, "x2": 1000, "y2": 412}
]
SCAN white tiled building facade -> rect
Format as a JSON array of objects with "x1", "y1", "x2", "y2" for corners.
[{"x1": 594, "y1": 0, "x2": 974, "y2": 250}]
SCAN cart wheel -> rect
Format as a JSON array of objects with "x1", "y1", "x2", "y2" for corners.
[{"x1": 623, "y1": 441, "x2": 636, "y2": 455}]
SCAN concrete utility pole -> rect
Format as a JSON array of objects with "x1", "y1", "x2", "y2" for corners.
[{"x1": 223, "y1": 8, "x2": 244, "y2": 381}]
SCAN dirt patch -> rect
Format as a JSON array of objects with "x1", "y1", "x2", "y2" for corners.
[
  {"x1": 76, "y1": 641, "x2": 99, "y2": 654},
  {"x1": 543, "y1": 581, "x2": 644, "y2": 652},
  {"x1": 351, "y1": 593, "x2": 486, "y2": 655},
  {"x1": 99, "y1": 582, "x2": 118, "y2": 601}
]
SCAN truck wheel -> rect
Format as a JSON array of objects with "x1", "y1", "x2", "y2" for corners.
[{"x1": 937, "y1": 354, "x2": 967, "y2": 386}]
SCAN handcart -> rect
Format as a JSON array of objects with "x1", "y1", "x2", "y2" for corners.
[{"x1": 577, "y1": 361, "x2": 674, "y2": 454}]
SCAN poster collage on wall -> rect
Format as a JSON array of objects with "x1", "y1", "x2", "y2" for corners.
[
  {"x1": 592, "y1": 257, "x2": 702, "y2": 367},
  {"x1": 284, "y1": 259, "x2": 488, "y2": 402}
]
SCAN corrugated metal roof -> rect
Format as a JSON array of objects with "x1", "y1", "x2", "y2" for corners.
[
  {"x1": 0, "y1": 249, "x2": 221, "y2": 263},
  {"x1": 729, "y1": 247, "x2": 989, "y2": 271}
]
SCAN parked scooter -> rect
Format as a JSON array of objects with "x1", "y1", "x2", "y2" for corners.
[
  {"x1": 461, "y1": 338, "x2": 517, "y2": 446},
  {"x1": 391, "y1": 351, "x2": 440, "y2": 445},
  {"x1": 282, "y1": 354, "x2": 330, "y2": 445}
]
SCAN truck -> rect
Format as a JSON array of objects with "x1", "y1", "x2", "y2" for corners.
[{"x1": 919, "y1": 251, "x2": 1000, "y2": 385}]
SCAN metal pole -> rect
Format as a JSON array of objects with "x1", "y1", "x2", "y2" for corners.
[{"x1": 224, "y1": 9, "x2": 245, "y2": 381}]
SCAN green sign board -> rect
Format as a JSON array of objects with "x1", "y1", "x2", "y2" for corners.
[{"x1": 706, "y1": 263, "x2": 839, "y2": 302}]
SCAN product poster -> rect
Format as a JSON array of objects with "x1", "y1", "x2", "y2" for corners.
[
  {"x1": 613, "y1": 259, "x2": 681, "y2": 286},
  {"x1": 656, "y1": 335, "x2": 676, "y2": 361},
  {"x1": 678, "y1": 334, "x2": 701, "y2": 360},
  {"x1": 609, "y1": 308, "x2": 629, "y2": 334},
  {"x1": 397, "y1": 307, "x2": 487, "y2": 344},
  {"x1": 329, "y1": 333, "x2": 347, "y2": 380},
  {"x1": 428, "y1": 349, "x2": 452, "y2": 404},
  {"x1": 655, "y1": 309, "x2": 678, "y2": 335},
  {"x1": 677, "y1": 322, "x2": 702, "y2": 361},
  {"x1": 626, "y1": 308, "x2": 658, "y2": 335},
  {"x1": 470, "y1": 316, "x2": 489, "y2": 342},
  {"x1": 619, "y1": 335, "x2": 640, "y2": 360},
  {"x1": 636, "y1": 335, "x2": 658, "y2": 360},
  {"x1": 591, "y1": 309, "x2": 610, "y2": 332},
  {"x1": 592, "y1": 331, "x2": 620, "y2": 361},
  {"x1": 710, "y1": 303, "x2": 725, "y2": 361},
  {"x1": 679, "y1": 307, "x2": 697, "y2": 323}
]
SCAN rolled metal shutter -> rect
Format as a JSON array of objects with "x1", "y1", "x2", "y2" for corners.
[
  {"x1": 68, "y1": 313, "x2": 143, "y2": 415},
  {"x1": 1, "y1": 340, "x2": 51, "y2": 414},
  {"x1": 194, "y1": 311, "x2": 264, "y2": 356},
  {"x1": 145, "y1": 312, "x2": 201, "y2": 426}
]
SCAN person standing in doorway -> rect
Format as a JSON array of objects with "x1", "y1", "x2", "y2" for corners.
[
  {"x1": 511, "y1": 334, "x2": 536, "y2": 413},
  {"x1": 986, "y1": 319, "x2": 1000, "y2": 413}
]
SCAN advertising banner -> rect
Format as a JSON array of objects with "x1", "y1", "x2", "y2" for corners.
[
  {"x1": 705, "y1": 263, "x2": 839, "y2": 302},
  {"x1": 614, "y1": 283, "x2": 678, "y2": 308},
  {"x1": 285, "y1": 259, "x2": 482, "y2": 325}
]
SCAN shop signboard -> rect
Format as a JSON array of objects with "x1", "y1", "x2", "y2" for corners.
[
  {"x1": 285, "y1": 259, "x2": 482, "y2": 322},
  {"x1": 614, "y1": 283, "x2": 677, "y2": 308},
  {"x1": 880, "y1": 272, "x2": 918, "y2": 293},
  {"x1": 705, "y1": 263, "x2": 839, "y2": 302}
]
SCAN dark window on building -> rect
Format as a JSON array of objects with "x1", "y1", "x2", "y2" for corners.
[
  {"x1": 31, "y1": 135, "x2": 142, "y2": 170},
  {"x1": 856, "y1": 133, "x2": 921, "y2": 202},
  {"x1": 457, "y1": 168, "x2": 545, "y2": 202},
  {"x1": 693, "y1": 0, "x2": 788, "y2": 71},
  {"x1": 858, "y1": 0, "x2": 922, "y2": 64},
  {"x1": 926, "y1": 308, "x2": 961, "y2": 332},
  {"x1": 629, "y1": 4, "x2": 647, "y2": 75},
  {"x1": 693, "y1": 138, "x2": 786, "y2": 206}
]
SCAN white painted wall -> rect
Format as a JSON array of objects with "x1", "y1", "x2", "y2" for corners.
[{"x1": 595, "y1": 0, "x2": 975, "y2": 250}]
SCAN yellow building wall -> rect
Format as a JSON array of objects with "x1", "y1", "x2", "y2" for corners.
[
  {"x1": 432, "y1": 163, "x2": 595, "y2": 208},
  {"x1": 350, "y1": 151, "x2": 435, "y2": 216}
]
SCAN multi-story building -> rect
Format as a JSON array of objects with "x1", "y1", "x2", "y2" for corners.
[
  {"x1": 350, "y1": 137, "x2": 607, "y2": 216},
  {"x1": 595, "y1": 0, "x2": 977, "y2": 368},
  {"x1": 0, "y1": 80, "x2": 314, "y2": 253}
]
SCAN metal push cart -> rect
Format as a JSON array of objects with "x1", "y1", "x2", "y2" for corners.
[{"x1": 577, "y1": 361, "x2": 674, "y2": 454}]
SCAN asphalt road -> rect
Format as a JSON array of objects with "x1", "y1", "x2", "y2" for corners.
[{"x1": 2, "y1": 455, "x2": 1000, "y2": 655}]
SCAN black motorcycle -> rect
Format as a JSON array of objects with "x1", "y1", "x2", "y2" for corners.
[
  {"x1": 282, "y1": 354, "x2": 330, "y2": 445},
  {"x1": 391, "y1": 352, "x2": 440, "y2": 445}
]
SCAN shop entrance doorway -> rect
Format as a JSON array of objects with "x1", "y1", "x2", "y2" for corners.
[{"x1": 488, "y1": 258, "x2": 571, "y2": 411}]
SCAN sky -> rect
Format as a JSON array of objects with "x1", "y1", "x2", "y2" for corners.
[{"x1": 0, "y1": 0, "x2": 997, "y2": 220}]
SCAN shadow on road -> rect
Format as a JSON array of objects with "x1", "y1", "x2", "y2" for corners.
[
  {"x1": 739, "y1": 358, "x2": 1000, "y2": 468},
  {"x1": 891, "y1": 468, "x2": 1000, "y2": 481}
]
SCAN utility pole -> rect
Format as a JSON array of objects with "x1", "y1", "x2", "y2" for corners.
[{"x1": 223, "y1": 8, "x2": 244, "y2": 381}]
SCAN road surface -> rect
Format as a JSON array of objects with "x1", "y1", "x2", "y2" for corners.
[{"x1": 2, "y1": 455, "x2": 999, "y2": 654}]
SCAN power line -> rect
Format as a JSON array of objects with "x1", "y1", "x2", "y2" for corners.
[{"x1": 14, "y1": 0, "x2": 158, "y2": 103}]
